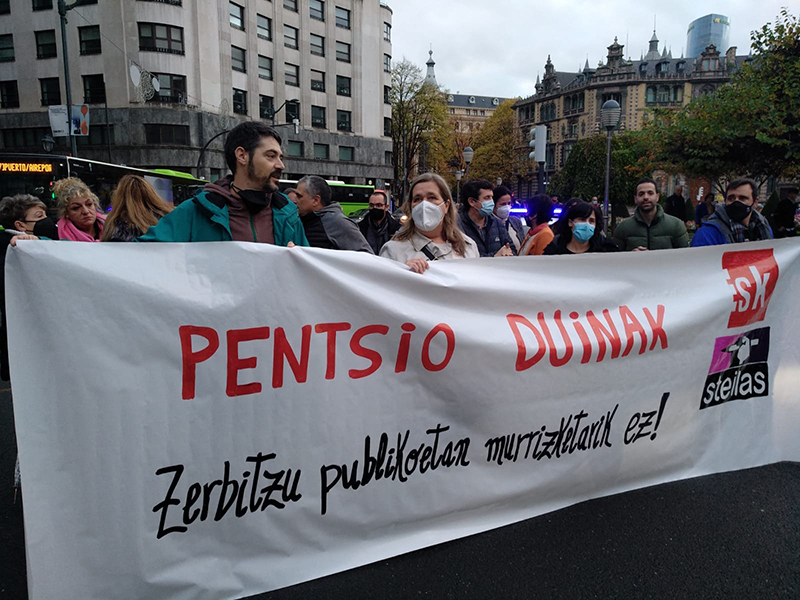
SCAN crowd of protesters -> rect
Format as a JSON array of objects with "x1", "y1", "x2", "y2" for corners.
[{"x1": 0, "y1": 119, "x2": 793, "y2": 288}]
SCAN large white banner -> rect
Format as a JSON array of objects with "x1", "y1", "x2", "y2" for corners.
[{"x1": 7, "y1": 240, "x2": 800, "y2": 600}]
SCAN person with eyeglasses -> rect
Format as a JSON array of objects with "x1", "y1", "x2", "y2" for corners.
[
  {"x1": 358, "y1": 190, "x2": 401, "y2": 254},
  {"x1": 380, "y1": 173, "x2": 478, "y2": 274}
]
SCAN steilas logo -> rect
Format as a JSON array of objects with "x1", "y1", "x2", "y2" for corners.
[{"x1": 722, "y1": 249, "x2": 779, "y2": 329}]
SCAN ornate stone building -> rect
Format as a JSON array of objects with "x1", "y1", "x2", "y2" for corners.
[{"x1": 513, "y1": 30, "x2": 750, "y2": 197}]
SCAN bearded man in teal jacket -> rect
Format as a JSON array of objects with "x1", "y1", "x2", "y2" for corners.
[{"x1": 139, "y1": 121, "x2": 308, "y2": 246}]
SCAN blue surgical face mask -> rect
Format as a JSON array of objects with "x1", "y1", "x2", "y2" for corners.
[
  {"x1": 478, "y1": 200, "x2": 495, "y2": 217},
  {"x1": 572, "y1": 222, "x2": 595, "y2": 242}
]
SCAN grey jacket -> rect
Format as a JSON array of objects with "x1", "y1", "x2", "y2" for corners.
[{"x1": 316, "y1": 202, "x2": 374, "y2": 253}]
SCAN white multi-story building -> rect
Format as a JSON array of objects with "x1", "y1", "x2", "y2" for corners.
[{"x1": 0, "y1": 0, "x2": 393, "y2": 185}]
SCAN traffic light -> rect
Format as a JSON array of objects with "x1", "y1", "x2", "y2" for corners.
[{"x1": 528, "y1": 125, "x2": 546, "y2": 164}]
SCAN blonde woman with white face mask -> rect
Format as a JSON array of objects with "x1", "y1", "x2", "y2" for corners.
[{"x1": 380, "y1": 173, "x2": 479, "y2": 273}]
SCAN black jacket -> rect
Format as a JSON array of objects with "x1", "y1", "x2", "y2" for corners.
[
  {"x1": 458, "y1": 211, "x2": 515, "y2": 257},
  {"x1": 358, "y1": 213, "x2": 401, "y2": 254}
]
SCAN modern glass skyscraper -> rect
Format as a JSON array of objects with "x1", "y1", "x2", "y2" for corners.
[{"x1": 687, "y1": 14, "x2": 731, "y2": 58}]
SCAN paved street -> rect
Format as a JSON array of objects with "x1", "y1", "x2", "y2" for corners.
[{"x1": 1, "y1": 382, "x2": 798, "y2": 599}]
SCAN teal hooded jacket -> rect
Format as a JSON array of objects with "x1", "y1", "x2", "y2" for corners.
[{"x1": 138, "y1": 190, "x2": 308, "y2": 246}]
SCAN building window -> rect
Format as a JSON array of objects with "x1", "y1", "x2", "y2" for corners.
[
  {"x1": 144, "y1": 124, "x2": 189, "y2": 145},
  {"x1": 384, "y1": 151, "x2": 393, "y2": 166},
  {"x1": 229, "y1": 2, "x2": 244, "y2": 29},
  {"x1": 383, "y1": 54, "x2": 391, "y2": 72},
  {"x1": 232, "y1": 88, "x2": 247, "y2": 114},
  {"x1": 82, "y1": 74, "x2": 105, "y2": 104},
  {"x1": 337, "y1": 110, "x2": 351, "y2": 132},
  {"x1": 336, "y1": 41, "x2": 350, "y2": 63},
  {"x1": 32, "y1": 0, "x2": 52, "y2": 10},
  {"x1": 286, "y1": 100, "x2": 299, "y2": 124},
  {"x1": 284, "y1": 25, "x2": 298, "y2": 49},
  {"x1": 151, "y1": 73, "x2": 186, "y2": 103},
  {"x1": 311, "y1": 105, "x2": 326, "y2": 128},
  {"x1": 285, "y1": 63, "x2": 299, "y2": 87},
  {"x1": 287, "y1": 140, "x2": 304, "y2": 157},
  {"x1": 384, "y1": 117, "x2": 391, "y2": 137},
  {"x1": 310, "y1": 33, "x2": 325, "y2": 56},
  {"x1": 449, "y1": 108, "x2": 454, "y2": 114},
  {"x1": 383, "y1": 22, "x2": 391, "y2": 42},
  {"x1": 311, "y1": 70, "x2": 325, "y2": 92},
  {"x1": 657, "y1": 86, "x2": 669, "y2": 103},
  {"x1": 231, "y1": 46, "x2": 246, "y2": 72},
  {"x1": 313, "y1": 143, "x2": 329, "y2": 160},
  {"x1": 138, "y1": 23, "x2": 184, "y2": 55},
  {"x1": 258, "y1": 55, "x2": 272, "y2": 79},
  {"x1": 259, "y1": 94, "x2": 274, "y2": 120},
  {"x1": 384, "y1": 86, "x2": 391, "y2": 104},
  {"x1": 339, "y1": 146, "x2": 354, "y2": 161},
  {"x1": 39, "y1": 77, "x2": 60, "y2": 106},
  {"x1": 336, "y1": 75, "x2": 351, "y2": 96},
  {"x1": 78, "y1": 25, "x2": 101, "y2": 54},
  {"x1": 283, "y1": 0, "x2": 297, "y2": 11},
  {"x1": 646, "y1": 87, "x2": 656, "y2": 103},
  {"x1": 309, "y1": 0, "x2": 324, "y2": 21},
  {"x1": 35, "y1": 30, "x2": 57, "y2": 59},
  {"x1": 0, "y1": 34, "x2": 13, "y2": 62},
  {"x1": 76, "y1": 123, "x2": 113, "y2": 147},
  {"x1": 335, "y1": 6, "x2": 350, "y2": 28},
  {"x1": 0, "y1": 0, "x2": 9, "y2": 14},
  {"x1": 256, "y1": 14, "x2": 271, "y2": 40},
  {"x1": 480, "y1": 110, "x2": 485, "y2": 116},
  {"x1": 138, "y1": 0, "x2": 181, "y2": 4},
  {"x1": 0, "y1": 80, "x2": 19, "y2": 109}
]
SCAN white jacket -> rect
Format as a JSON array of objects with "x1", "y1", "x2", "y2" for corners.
[{"x1": 379, "y1": 231, "x2": 479, "y2": 262}]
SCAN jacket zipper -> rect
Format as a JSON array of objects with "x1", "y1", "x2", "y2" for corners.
[{"x1": 250, "y1": 214, "x2": 257, "y2": 242}]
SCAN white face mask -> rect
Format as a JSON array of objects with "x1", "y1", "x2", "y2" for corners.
[
  {"x1": 411, "y1": 201, "x2": 445, "y2": 232},
  {"x1": 495, "y1": 205, "x2": 511, "y2": 219}
]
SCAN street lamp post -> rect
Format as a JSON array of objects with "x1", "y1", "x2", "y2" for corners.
[
  {"x1": 268, "y1": 98, "x2": 299, "y2": 126},
  {"x1": 57, "y1": 0, "x2": 95, "y2": 158},
  {"x1": 601, "y1": 99, "x2": 621, "y2": 236},
  {"x1": 463, "y1": 146, "x2": 474, "y2": 181},
  {"x1": 455, "y1": 169, "x2": 463, "y2": 203}
]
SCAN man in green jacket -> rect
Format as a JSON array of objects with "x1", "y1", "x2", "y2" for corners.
[
  {"x1": 613, "y1": 178, "x2": 689, "y2": 251},
  {"x1": 139, "y1": 121, "x2": 308, "y2": 246}
]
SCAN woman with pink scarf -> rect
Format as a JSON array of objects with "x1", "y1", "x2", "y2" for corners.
[{"x1": 53, "y1": 177, "x2": 105, "y2": 242}]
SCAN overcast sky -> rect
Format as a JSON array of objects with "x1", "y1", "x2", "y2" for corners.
[{"x1": 389, "y1": 0, "x2": 790, "y2": 99}]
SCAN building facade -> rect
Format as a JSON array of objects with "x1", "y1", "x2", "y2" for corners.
[
  {"x1": 0, "y1": 0, "x2": 393, "y2": 185},
  {"x1": 513, "y1": 31, "x2": 749, "y2": 197},
  {"x1": 687, "y1": 14, "x2": 730, "y2": 59}
]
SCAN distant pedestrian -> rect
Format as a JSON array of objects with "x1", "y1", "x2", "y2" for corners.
[
  {"x1": 691, "y1": 178, "x2": 773, "y2": 247},
  {"x1": 518, "y1": 194, "x2": 554, "y2": 256},
  {"x1": 544, "y1": 201, "x2": 620, "y2": 255},
  {"x1": 613, "y1": 178, "x2": 689, "y2": 251},
  {"x1": 380, "y1": 173, "x2": 478, "y2": 273},
  {"x1": 54, "y1": 177, "x2": 105, "y2": 242},
  {"x1": 359, "y1": 190, "x2": 400, "y2": 254},
  {"x1": 102, "y1": 175, "x2": 173, "y2": 242},
  {"x1": 492, "y1": 185, "x2": 525, "y2": 254},
  {"x1": 295, "y1": 175, "x2": 373, "y2": 252},
  {"x1": 695, "y1": 192, "x2": 716, "y2": 227},
  {"x1": 458, "y1": 179, "x2": 514, "y2": 257},
  {"x1": 664, "y1": 185, "x2": 687, "y2": 222}
]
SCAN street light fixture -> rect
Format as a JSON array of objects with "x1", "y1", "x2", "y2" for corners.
[
  {"x1": 496, "y1": 177, "x2": 502, "y2": 187},
  {"x1": 463, "y1": 146, "x2": 474, "y2": 180},
  {"x1": 455, "y1": 169, "x2": 463, "y2": 203},
  {"x1": 42, "y1": 135, "x2": 55, "y2": 154},
  {"x1": 601, "y1": 99, "x2": 621, "y2": 235},
  {"x1": 268, "y1": 98, "x2": 300, "y2": 125}
]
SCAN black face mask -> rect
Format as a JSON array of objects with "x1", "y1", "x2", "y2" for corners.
[
  {"x1": 726, "y1": 201, "x2": 752, "y2": 223},
  {"x1": 32, "y1": 217, "x2": 59, "y2": 240},
  {"x1": 231, "y1": 184, "x2": 272, "y2": 214},
  {"x1": 369, "y1": 208, "x2": 386, "y2": 222}
]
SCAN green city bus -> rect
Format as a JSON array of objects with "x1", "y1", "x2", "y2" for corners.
[{"x1": 278, "y1": 179, "x2": 379, "y2": 217}]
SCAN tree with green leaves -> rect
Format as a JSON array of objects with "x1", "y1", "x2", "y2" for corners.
[
  {"x1": 468, "y1": 99, "x2": 523, "y2": 183},
  {"x1": 641, "y1": 9, "x2": 799, "y2": 192},
  {"x1": 390, "y1": 59, "x2": 450, "y2": 199}
]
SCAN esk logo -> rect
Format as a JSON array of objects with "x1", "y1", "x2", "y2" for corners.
[{"x1": 722, "y1": 249, "x2": 779, "y2": 329}]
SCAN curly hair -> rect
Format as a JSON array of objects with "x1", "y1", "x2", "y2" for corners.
[{"x1": 53, "y1": 177, "x2": 100, "y2": 218}]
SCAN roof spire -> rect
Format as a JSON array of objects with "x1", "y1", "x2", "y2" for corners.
[{"x1": 424, "y1": 47, "x2": 438, "y2": 86}]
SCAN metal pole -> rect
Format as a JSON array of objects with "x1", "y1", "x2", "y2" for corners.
[
  {"x1": 603, "y1": 129, "x2": 612, "y2": 235},
  {"x1": 58, "y1": 0, "x2": 77, "y2": 157},
  {"x1": 196, "y1": 129, "x2": 230, "y2": 173},
  {"x1": 104, "y1": 97, "x2": 112, "y2": 162},
  {"x1": 537, "y1": 162, "x2": 544, "y2": 194}
]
